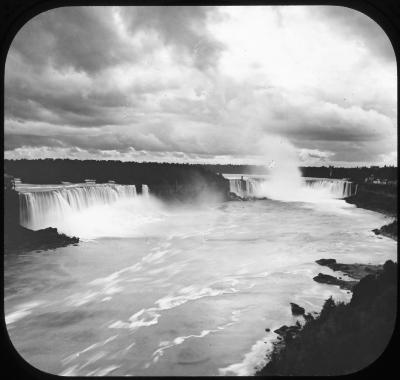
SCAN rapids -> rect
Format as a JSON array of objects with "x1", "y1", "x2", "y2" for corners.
[{"x1": 4, "y1": 179, "x2": 396, "y2": 376}]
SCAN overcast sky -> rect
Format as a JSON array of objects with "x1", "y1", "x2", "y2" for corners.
[{"x1": 4, "y1": 6, "x2": 397, "y2": 166}]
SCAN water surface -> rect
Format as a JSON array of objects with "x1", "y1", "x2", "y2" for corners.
[{"x1": 5, "y1": 198, "x2": 396, "y2": 376}]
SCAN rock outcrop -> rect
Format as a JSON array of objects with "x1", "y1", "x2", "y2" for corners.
[
  {"x1": 372, "y1": 220, "x2": 397, "y2": 241},
  {"x1": 313, "y1": 273, "x2": 357, "y2": 290},
  {"x1": 290, "y1": 303, "x2": 305, "y2": 316},
  {"x1": 257, "y1": 260, "x2": 397, "y2": 376}
]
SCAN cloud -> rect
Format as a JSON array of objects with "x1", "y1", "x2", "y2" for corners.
[
  {"x1": 313, "y1": 6, "x2": 395, "y2": 63},
  {"x1": 4, "y1": 6, "x2": 397, "y2": 167},
  {"x1": 121, "y1": 6, "x2": 226, "y2": 70},
  {"x1": 10, "y1": 7, "x2": 136, "y2": 74}
]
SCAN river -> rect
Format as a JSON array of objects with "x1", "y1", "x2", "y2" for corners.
[{"x1": 4, "y1": 179, "x2": 396, "y2": 376}]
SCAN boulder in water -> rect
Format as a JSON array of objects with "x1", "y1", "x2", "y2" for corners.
[
  {"x1": 290, "y1": 303, "x2": 305, "y2": 316},
  {"x1": 316, "y1": 259, "x2": 337, "y2": 266},
  {"x1": 313, "y1": 273, "x2": 357, "y2": 290},
  {"x1": 274, "y1": 324, "x2": 301, "y2": 341},
  {"x1": 316, "y1": 259, "x2": 382, "y2": 280}
]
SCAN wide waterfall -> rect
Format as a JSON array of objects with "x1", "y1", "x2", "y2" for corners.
[
  {"x1": 225, "y1": 175, "x2": 357, "y2": 200},
  {"x1": 18, "y1": 183, "x2": 150, "y2": 231},
  {"x1": 304, "y1": 178, "x2": 358, "y2": 199}
]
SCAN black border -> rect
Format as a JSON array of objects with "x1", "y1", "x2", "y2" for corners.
[{"x1": 1, "y1": 0, "x2": 399, "y2": 379}]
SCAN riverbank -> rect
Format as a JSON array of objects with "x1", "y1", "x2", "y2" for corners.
[
  {"x1": 4, "y1": 187, "x2": 79, "y2": 254},
  {"x1": 345, "y1": 182, "x2": 397, "y2": 241},
  {"x1": 312, "y1": 258, "x2": 384, "y2": 290},
  {"x1": 256, "y1": 260, "x2": 397, "y2": 376},
  {"x1": 253, "y1": 181, "x2": 398, "y2": 375},
  {"x1": 4, "y1": 224, "x2": 79, "y2": 254},
  {"x1": 373, "y1": 220, "x2": 397, "y2": 241},
  {"x1": 345, "y1": 182, "x2": 397, "y2": 216}
]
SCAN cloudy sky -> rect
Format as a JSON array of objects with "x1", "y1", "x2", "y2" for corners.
[{"x1": 4, "y1": 6, "x2": 397, "y2": 166}]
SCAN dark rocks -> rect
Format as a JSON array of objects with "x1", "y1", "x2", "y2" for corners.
[
  {"x1": 316, "y1": 258, "x2": 337, "y2": 266},
  {"x1": 229, "y1": 192, "x2": 244, "y2": 201},
  {"x1": 265, "y1": 328, "x2": 270, "y2": 332},
  {"x1": 372, "y1": 220, "x2": 397, "y2": 241},
  {"x1": 274, "y1": 323, "x2": 302, "y2": 341},
  {"x1": 274, "y1": 325, "x2": 289, "y2": 335},
  {"x1": 316, "y1": 259, "x2": 383, "y2": 280},
  {"x1": 4, "y1": 225, "x2": 79, "y2": 254},
  {"x1": 313, "y1": 273, "x2": 342, "y2": 285},
  {"x1": 313, "y1": 273, "x2": 357, "y2": 290},
  {"x1": 304, "y1": 313, "x2": 315, "y2": 323},
  {"x1": 257, "y1": 260, "x2": 398, "y2": 376},
  {"x1": 290, "y1": 303, "x2": 305, "y2": 316}
]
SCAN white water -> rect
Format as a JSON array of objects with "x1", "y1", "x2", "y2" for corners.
[
  {"x1": 18, "y1": 183, "x2": 151, "y2": 235},
  {"x1": 226, "y1": 175, "x2": 357, "y2": 201},
  {"x1": 5, "y1": 177, "x2": 396, "y2": 376}
]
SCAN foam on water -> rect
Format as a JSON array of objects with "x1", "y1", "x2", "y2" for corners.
[
  {"x1": 219, "y1": 336, "x2": 274, "y2": 376},
  {"x1": 227, "y1": 174, "x2": 357, "y2": 203},
  {"x1": 108, "y1": 280, "x2": 243, "y2": 332},
  {"x1": 5, "y1": 161, "x2": 396, "y2": 376},
  {"x1": 17, "y1": 183, "x2": 157, "y2": 238},
  {"x1": 5, "y1": 301, "x2": 44, "y2": 326}
]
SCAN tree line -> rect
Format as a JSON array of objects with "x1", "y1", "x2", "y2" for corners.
[
  {"x1": 4, "y1": 159, "x2": 397, "y2": 185},
  {"x1": 205, "y1": 164, "x2": 397, "y2": 182},
  {"x1": 4, "y1": 159, "x2": 227, "y2": 188}
]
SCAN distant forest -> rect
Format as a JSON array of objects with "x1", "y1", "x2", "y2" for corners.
[
  {"x1": 3, "y1": 159, "x2": 397, "y2": 185},
  {"x1": 3, "y1": 159, "x2": 226, "y2": 188}
]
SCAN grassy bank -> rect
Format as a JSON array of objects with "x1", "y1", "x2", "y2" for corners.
[{"x1": 256, "y1": 260, "x2": 397, "y2": 376}]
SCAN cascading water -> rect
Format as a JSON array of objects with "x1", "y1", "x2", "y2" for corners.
[
  {"x1": 18, "y1": 184, "x2": 147, "y2": 231},
  {"x1": 304, "y1": 178, "x2": 357, "y2": 199},
  {"x1": 225, "y1": 175, "x2": 357, "y2": 200},
  {"x1": 142, "y1": 184, "x2": 150, "y2": 197},
  {"x1": 228, "y1": 177, "x2": 263, "y2": 198}
]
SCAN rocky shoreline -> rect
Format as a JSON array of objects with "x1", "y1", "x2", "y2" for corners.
[
  {"x1": 373, "y1": 220, "x2": 397, "y2": 241},
  {"x1": 345, "y1": 182, "x2": 396, "y2": 217},
  {"x1": 312, "y1": 258, "x2": 384, "y2": 290},
  {"x1": 256, "y1": 260, "x2": 397, "y2": 376},
  {"x1": 241, "y1": 181, "x2": 398, "y2": 375},
  {"x1": 4, "y1": 186, "x2": 80, "y2": 254},
  {"x1": 4, "y1": 225, "x2": 79, "y2": 254}
]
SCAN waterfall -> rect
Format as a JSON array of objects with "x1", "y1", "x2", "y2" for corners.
[
  {"x1": 303, "y1": 178, "x2": 357, "y2": 199},
  {"x1": 142, "y1": 184, "x2": 150, "y2": 197},
  {"x1": 225, "y1": 175, "x2": 357, "y2": 200},
  {"x1": 18, "y1": 183, "x2": 147, "y2": 230},
  {"x1": 228, "y1": 178, "x2": 262, "y2": 198}
]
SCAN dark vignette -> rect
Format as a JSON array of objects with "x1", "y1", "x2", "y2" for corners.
[{"x1": 1, "y1": 0, "x2": 398, "y2": 379}]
